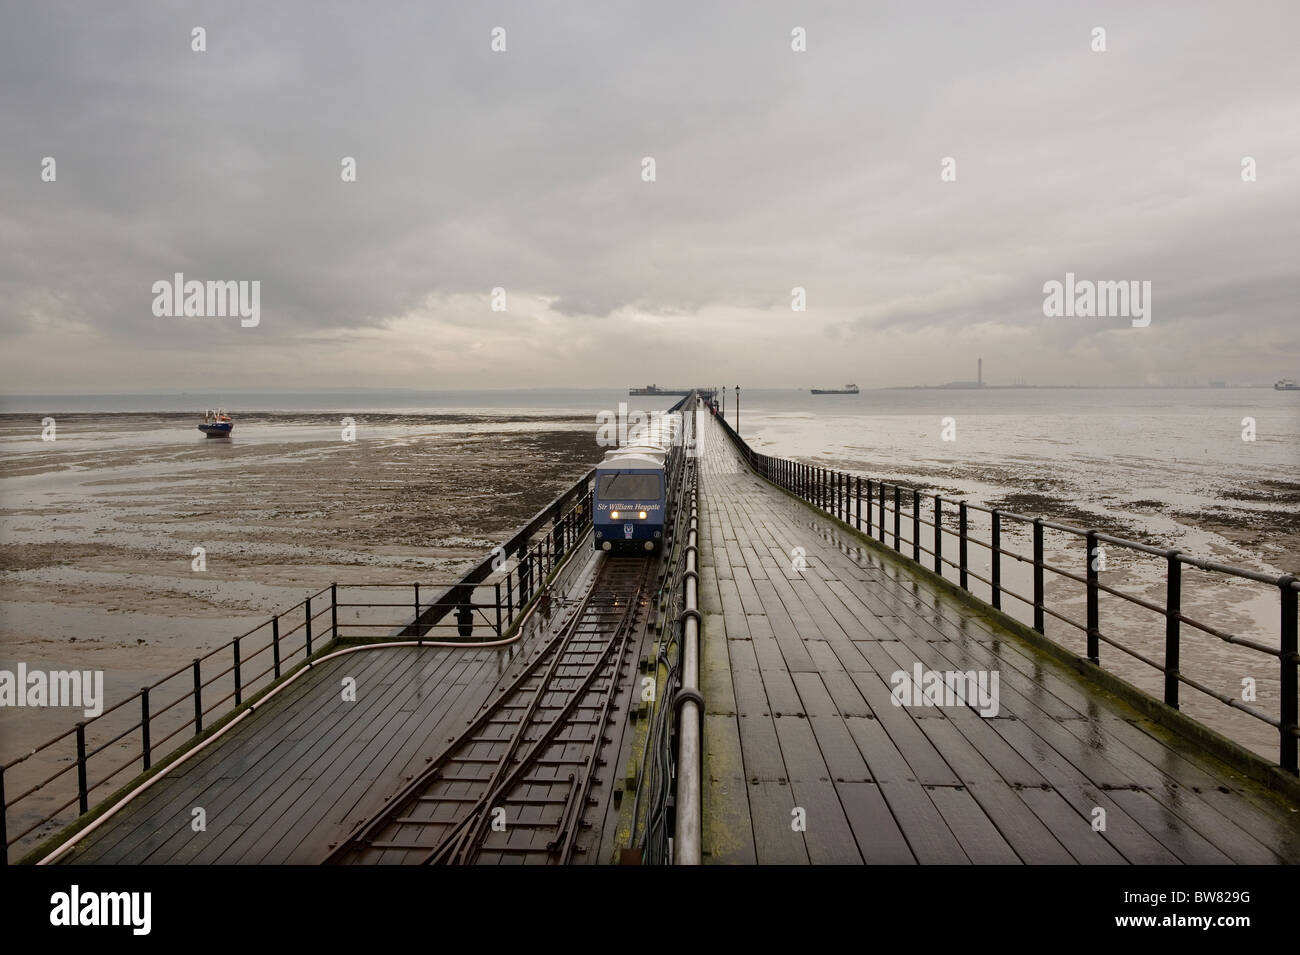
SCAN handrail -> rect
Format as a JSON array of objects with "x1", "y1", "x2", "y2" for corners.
[
  {"x1": 706, "y1": 404, "x2": 1299, "y2": 776},
  {"x1": 2, "y1": 464, "x2": 599, "y2": 863}
]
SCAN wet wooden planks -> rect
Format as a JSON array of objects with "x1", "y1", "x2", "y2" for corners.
[
  {"x1": 59, "y1": 553, "x2": 604, "y2": 865},
  {"x1": 60, "y1": 644, "x2": 525, "y2": 864},
  {"x1": 695, "y1": 412, "x2": 1300, "y2": 865}
]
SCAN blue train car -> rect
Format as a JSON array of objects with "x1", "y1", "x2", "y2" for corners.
[{"x1": 592, "y1": 449, "x2": 668, "y2": 552}]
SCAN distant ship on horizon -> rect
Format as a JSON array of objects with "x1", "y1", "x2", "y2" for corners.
[
  {"x1": 1276, "y1": 379, "x2": 1299, "y2": 391},
  {"x1": 629, "y1": 384, "x2": 692, "y2": 396},
  {"x1": 810, "y1": 383, "x2": 860, "y2": 395}
]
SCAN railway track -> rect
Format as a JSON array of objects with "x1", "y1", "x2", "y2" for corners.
[{"x1": 325, "y1": 555, "x2": 654, "y2": 865}]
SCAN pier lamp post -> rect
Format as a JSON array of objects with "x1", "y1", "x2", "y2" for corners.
[{"x1": 735, "y1": 385, "x2": 740, "y2": 434}]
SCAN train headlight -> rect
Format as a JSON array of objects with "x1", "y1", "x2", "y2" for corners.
[
  {"x1": 638, "y1": 510, "x2": 647, "y2": 519},
  {"x1": 610, "y1": 511, "x2": 619, "y2": 519}
]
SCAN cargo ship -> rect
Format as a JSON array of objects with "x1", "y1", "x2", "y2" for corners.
[
  {"x1": 810, "y1": 383, "x2": 860, "y2": 395},
  {"x1": 1275, "y1": 379, "x2": 1299, "y2": 391},
  {"x1": 629, "y1": 384, "x2": 692, "y2": 396}
]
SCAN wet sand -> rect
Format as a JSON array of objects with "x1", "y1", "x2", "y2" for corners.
[{"x1": 0, "y1": 413, "x2": 601, "y2": 764}]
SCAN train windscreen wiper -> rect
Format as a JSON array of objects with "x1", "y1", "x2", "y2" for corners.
[{"x1": 599, "y1": 474, "x2": 660, "y2": 500}]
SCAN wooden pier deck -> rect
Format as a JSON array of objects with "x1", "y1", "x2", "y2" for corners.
[
  {"x1": 695, "y1": 411, "x2": 1300, "y2": 864},
  {"x1": 56, "y1": 551, "x2": 607, "y2": 865}
]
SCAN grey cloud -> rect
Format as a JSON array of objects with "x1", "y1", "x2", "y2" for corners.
[{"x1": 2, "y1": 0, "x2": 1298, "y2": 391}]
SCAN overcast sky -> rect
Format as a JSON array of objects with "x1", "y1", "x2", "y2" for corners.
[{"x1": 1, "y1": 0, "x2": 1297, "y2": 393}]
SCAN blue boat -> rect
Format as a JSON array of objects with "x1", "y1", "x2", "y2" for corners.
[{"x1": 198, "y1": 410, "x2": 233, "y2": 437}]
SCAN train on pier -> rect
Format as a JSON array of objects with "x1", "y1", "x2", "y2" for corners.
[{"x1": 592, "y1": 411, "x2": 683, "y2": 553}]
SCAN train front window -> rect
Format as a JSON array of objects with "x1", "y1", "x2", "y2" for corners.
[{"x1": 598, "y1": 473, "x2": 661, "y2": 500}]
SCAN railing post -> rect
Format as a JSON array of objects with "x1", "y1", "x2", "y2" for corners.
[
  {"x1": 893, "y1": 485, "x2": 901, "y2": 551},
  {"x1": 991, "y1": 510, "x2": 1002, "y2": 610},
  {"x1": 1280, "y1": 577, "x2": 1297, "y2": 774},
  {"x1": 75, "y1": 721, "x2": 88, "y2": 815},
  {"x1": 495, "y1": 582, "x2": 503, "y2": 637},
  {"x1": 958, "y1": 502, "x2": 968, "y2": 589},
  {"x1": 233, "y1": 636, "x2": 242, "y2": 706},
  {"x1": 912, "y1": 490, "x2": 920, "y2": 562},
  {"x1": 507, "y1": 574, "x2": 514, "y2": 626},
  {"x1": 305, "y1": 596, "x2": 313, "y2": 657},
  {"x1": 878, "y1": 482, "x2": 885, "y2": 541},
  {"x1": 1033, "y1": 519, "x2": 1045, "y2": 634},
  {"x1": 855, "y1": 477, "x2": 861, "y2": 530},
  {"x1": 414, "y1": 582, "x2": 421, "y2": 625},
  {"x1": 1086, "y1": 531, "x2": 1100, "y2": 663},
  {"x1": 140, "y1": 687, "x2": 151, "y2": 771},
  {"x1": 331, "y1": 583, "x2": 339, "y2": 640},
  {"x1": 865, "y1": 480, "x2": 873, "y2": 536},
  {"x1": 520, "y1": 550, "x2": 530, "y2": 605},
  {"x1": 934, "y1": 496, "x2": 943, "y2": 574},
  {"x1": 1165, "y1": 551, "x2": 1181, "y2": 708},
  {"x1": 272, "y1": 615, "x2": 281, "y2": 679},
  {"x1": 192, "y1": 658, "x2": 203, "y2": 734}
]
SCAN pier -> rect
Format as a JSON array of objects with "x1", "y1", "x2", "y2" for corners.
[
  {"x1": 693, "y1": 409, "x2": 1300, "y2": 863},
  {"x1": 5, "y1": 393, "x2": 1298, "y2": 866}
]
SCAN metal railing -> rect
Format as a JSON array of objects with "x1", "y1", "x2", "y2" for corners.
[
  {"x1": 630, "y1": 413, "x2": 698, "y2": 864},
  {"x1": 710, "y1": 409, "x2": 1299, "y2": 775},
  {"x1": 2, "y1": 468, "x2": 596, "y2": 864}
]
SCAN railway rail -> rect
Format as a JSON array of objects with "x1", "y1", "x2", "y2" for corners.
[{"x1": 325, "y1": 555, "x2": 656, "y2": 865}]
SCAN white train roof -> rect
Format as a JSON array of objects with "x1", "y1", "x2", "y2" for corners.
[
  {"x1": 610, "y1": 443, "x2": 669, "y2": 455},
  {"x1": 597, "y1": 451, "x2": 665, "y2": 470}
]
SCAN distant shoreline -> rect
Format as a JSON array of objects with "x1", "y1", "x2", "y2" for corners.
[
  {"x1": 881, "y1": 384, "x2": 1281, "y2": 390},
  {"x1": 0, "y1": 384, "x2": 1289, "y2": 402}
]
